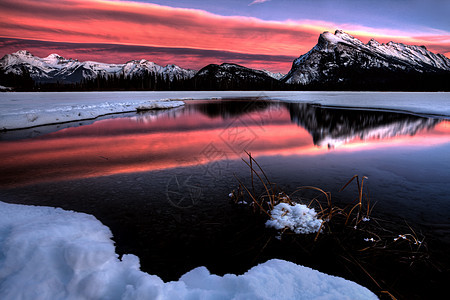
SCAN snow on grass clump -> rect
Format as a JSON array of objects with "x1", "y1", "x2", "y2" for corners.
[
  {"x1": 266, "y1": 202, "x2": 322, "y2": 234},
  {"x1": 0, "y1": 201, "x2": 377, "y2": 299}
]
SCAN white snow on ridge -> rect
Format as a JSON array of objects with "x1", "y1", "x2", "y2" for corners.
[
  {"x1": 0, "y1": 201, "x2": 378, "y2": 299},
  {"x1": 321, "y1": 30, "x2": 450, "y2": 70},
  {"x1": 262, "y1": 69, "x2": 285, "y2": 80}
]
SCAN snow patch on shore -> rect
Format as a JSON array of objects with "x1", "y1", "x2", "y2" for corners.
[
  {"x1": 0, "y1": 93, "x2": 185, "y2": 130},
  {"x1": 0, "y1": 201, "x2": 377, "y2": 299}
]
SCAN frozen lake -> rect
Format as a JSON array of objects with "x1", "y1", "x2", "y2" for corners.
[
  {"x1": 1, "y1": 91, "x2": 449, "y2": 130},
  {"x1": 1, "y1": 92, "x2": 449, "y2": 297}
]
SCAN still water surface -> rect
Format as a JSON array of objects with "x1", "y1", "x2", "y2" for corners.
[{"x1": 1, "y1": 99, "x2": 449, "y2": 280}]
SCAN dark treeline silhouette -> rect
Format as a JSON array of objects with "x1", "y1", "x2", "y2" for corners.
[
  {"x1": 0, "y1": 67, "x2": 34, "y2": 91},
  {"x1": 191, "y1": 73, "x2": 283, "y2": 90},
  {"x1": 1, "y1": 68, "x2": 449, "y2": 92},
  {"x1": 293, "y1": 67, "x2": 450, "y2": 91},
  {"x1": 36, "y1": 72, "x2": 192, "y2": 92}
]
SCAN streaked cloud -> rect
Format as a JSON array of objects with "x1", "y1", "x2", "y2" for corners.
[{"x1": 249, "y1": 0, "x2": 271, "y2": 6}]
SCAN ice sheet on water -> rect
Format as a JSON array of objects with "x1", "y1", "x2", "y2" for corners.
[{"x1": 1, "y1": 91, "x2": 448, "y2": 130}]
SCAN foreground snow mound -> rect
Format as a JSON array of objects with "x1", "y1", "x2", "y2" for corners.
[
  {"x1": 266, "y1": 203, "x2": 322, "y2": 234},
  {"x1": 0, "y1": 201, "x2": 377, "y2": 299}
]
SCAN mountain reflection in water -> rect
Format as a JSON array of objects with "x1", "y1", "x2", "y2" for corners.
[
  {"x1": 0, "y1": 99, "x2": 448, "y2": 188},
  {"x1": 287, "y1": 103, "x2": 441, "y2": 148}
]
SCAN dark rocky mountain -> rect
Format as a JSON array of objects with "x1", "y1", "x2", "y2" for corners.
[
  {"x1": 192, "y1": 63, "x2": 284, "y2": 90},
  {"x1": 282, "y1": 30, "x2": 450, "y2": 90}
]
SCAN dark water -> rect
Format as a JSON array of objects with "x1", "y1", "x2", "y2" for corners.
[{"x1": 1, "y1": 99, "x2": 449, "y2": 297}]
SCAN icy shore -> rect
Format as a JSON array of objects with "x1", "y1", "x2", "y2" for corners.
[
  {"x1": 0, "y1": 201, "x2": 377, "y2": 299},
  {"x1": 0, "y1": 92, "x2": 187, "y2": 130},
  {"x1": 1, "y1": 91, "x2": 448, "y2": 130}
]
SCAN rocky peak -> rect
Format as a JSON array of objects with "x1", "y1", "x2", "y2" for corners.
[
  {"x1": 367, "y1": 39, "x2": 381, "y2": 47},
  {"x1": 46, "y1": 53, "x2": 63, "y2": 60},
  {"x1": 283, "y1": 30, "x2": 450, "y2": 88},
  {"x1": 14, "y1": 50, "x2": 33, "y2": 57}
]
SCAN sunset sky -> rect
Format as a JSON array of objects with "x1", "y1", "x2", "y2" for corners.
[{"x1": 0, "y1": 0, "x2": 449, "y2": 73}]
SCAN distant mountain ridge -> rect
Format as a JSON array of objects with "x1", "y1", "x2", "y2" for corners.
[
  {"x1": 0, "y1": 50, "x2": 197, "y2": 83},
  {"x1": 0, "y1": 50, "x2": 285, "y2": 85},
  {"x1": 1, "y1": 30, "x2": 449, "y2": 91}
]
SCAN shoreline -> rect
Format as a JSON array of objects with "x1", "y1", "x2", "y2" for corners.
[{"x1": 1, "y1": 91, "x2": 449, "y2": 131}]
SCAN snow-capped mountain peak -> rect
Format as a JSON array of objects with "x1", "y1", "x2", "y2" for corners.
[
  {"x1": 42, "y1": 53, "x2": 79, "y2": 68},
  {"x1": 320, "y1": 30, "x2": 365, "y2": 48},
  {"x1": 15, "y1": 50, "x2": 33, "y2": 57},
  {"x1": 0, "y1": 51, "x2": 197, "y2": 83},
  {"x1": 45, "y1": 53, "x2": 64, "y2": 60},
  {"x1": 1, "y1": 50, "x2": 36, "y2": 66},
  {"x1": 367, "y1": 39, "x2": 381, "y2": 47},
  {"x1": 283, "y1": 30, "x2": 450, "y2": 86},
  {"x1": 262, "y1": 69, "x2": 285, "y2": 80}
]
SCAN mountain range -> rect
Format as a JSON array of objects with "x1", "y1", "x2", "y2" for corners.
[
  {"x1": 0, "y1": 50, "x2": 197, "y2": 84},
  {"x1": 1, "y1": 30, "x2": 449, "y2": 91}
]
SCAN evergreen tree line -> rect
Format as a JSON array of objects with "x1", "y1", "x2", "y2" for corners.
[
  {"x1": 37, "y1": 71, "x2": 193, "y2": 91},
  {"x1": 0, "y1": 67, "x2": 34, "y2": 91},
  {"x1": 303, "y1": 66, "x2": 450, "y2": 92},
  {"x1": 0, "y1": 69, "x2": 288, "y2": 91},
  {"x1": 1, "y1": 68, "x2": 449, "y2": 92}
]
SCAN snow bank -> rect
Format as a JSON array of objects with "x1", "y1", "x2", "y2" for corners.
[
  {"x1": 0, "y1": 201, "x2": 377, "y2": 299},
  {"x1": 1, "y1": 91, "x2": 448, "y2": 130},
  {"x1": 0, "y1": 85, "x2": 12, "y2": 91},
  {"x1": 136, "y1": 100, "x2": 184, "y2": 111},
  {"x1": 266, "y1": 203, "x2": 322, "y2": 234},
  {"x1": 0, "y1": 92, "x2": 187, "y2": 130}
]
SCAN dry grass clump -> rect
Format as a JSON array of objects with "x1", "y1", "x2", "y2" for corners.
[
  {"x1": 231, "y1": 151, "x2": 377, "y2": 237},
  {"x1": 230, "y1": 151, "x2": 430, "y2": 299}
]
